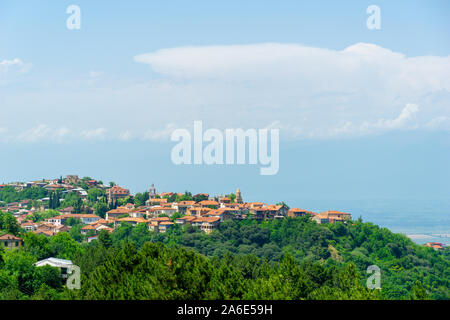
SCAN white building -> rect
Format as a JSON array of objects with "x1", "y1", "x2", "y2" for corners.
[
  {"x1": 47, "y1": 214, "x2": 101, "y2": 226},
  {"x1": 35, "y1": 257, "x2": 74, "y2": 279}
]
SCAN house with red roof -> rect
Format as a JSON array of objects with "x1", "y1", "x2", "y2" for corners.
[{"x1": 0, "y1": 234, "x2": 23, "y2": 249}]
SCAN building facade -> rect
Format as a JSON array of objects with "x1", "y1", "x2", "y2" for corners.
[{"x1": 0, "y1": 234, "x2": 24, "y2": 249}]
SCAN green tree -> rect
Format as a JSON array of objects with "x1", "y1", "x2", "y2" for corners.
[
  {"x1": 87, "y1": 188, "x2": 105, "y2": 203},
  {"x1": 409, "y1": 281, "x2": 429, "y2": 300},
  {"x1": 98, "y1": 230, "x2": 112, "y2": 248},
  {"x1": 134, "y1": 192, "x2": 149, "y2": 207},
  {"x1": 0, "y1": 211, "x2": 21, "y2": 235},
  {"x1": 48, "y1": 232, "x2": 84, "y2": 260},
  {"x1": 32, "y1": 265, "x2": 62, "y2": 292}
]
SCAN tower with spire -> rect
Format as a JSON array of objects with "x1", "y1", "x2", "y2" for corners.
[
  {"x1": 236, "y1": 188, "x2": 243, "y2": 203},
  {"x1": 149, "y1": 184, "x2": 156, "y2": 198}
]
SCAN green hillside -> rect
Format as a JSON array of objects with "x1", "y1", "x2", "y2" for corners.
[{"x1": 1, "y1": 215, "x2": 448, "y2": 300}]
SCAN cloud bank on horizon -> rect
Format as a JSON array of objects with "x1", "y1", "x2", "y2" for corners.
[{"x1": 1, "y1": 42, "x2": 449, "y2": 143}]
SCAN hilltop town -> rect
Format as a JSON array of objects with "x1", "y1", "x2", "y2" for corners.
[
  {"x1": 0, "y1": 174, "x2": 353, "y2": 246},
  {"x1": 0, "y1": 174, "x2": 448, "y2": 301}
]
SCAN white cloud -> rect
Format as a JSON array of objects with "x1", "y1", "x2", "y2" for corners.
[
  {"x1": 1, "y1": 125, "x2": 114, "y2": 143},
  {"x1": 143, "y1": 123, "x2": 179, "y2": 141},
  {"x1": 134, "y1": 43, "x2": 450, "y2": 93},
  {"x1": 0, "y1": 58, "x2": 31, "y2": 73},
  {"x1": 328, "y1": 103, "x2": 420, "y2": 137},
  {"x1": 15, "y1": 124, "x2": 69, "y2": 143},
  {"x1": 360, "y1": 103, "x2": 419, "y2": 131},
  {"x1": 119, "y1": 130, "x2": 132, "y2": 141},
  {"x1": 0, "y1": 58, "x2": 32, "y2": 85},
  {"x1": 425, "y1": 116, "x2": 450, "y2": 131},
  {"x1": 54, "y1": 127, "x2": 70, "y2": 141},
  {"x1": 132, "y1": 43, "x2": 450, "y2": 139},
  {"x1": 16, "y1": 125, "x2": 51, "y2": 143},
  {"x1": 80, "y1": 128, "x2": 107, "y2": 140},
  {"x1": 2, "y1": 43, "x2": 450, "y2": 143}
]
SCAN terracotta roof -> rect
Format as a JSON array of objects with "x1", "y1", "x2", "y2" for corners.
[
  {"x1": 0, "y1": 234, "x2": 23, "y2": 241},
  {"x1": 289, "y1": 208, "x2": 307, "y2": 212},
  {"x1": 187, "y1": 207, "x2": 212, "y2": 214},
  {"x1": 192, "y1": 216, "x2": 220, "y2": 223},
  {"x1": 117, "y1": 217, "x2": 147, "y2": 223},
  {"x1": 320, "y1": 210, "x2": 351, "y2": 215},
  {"x1": 193, "y1": 193, "x2": 209, "y2": 198},
  {"x1": 177, "y1": 201, "x2": 196, "y2": 206},
  {"x1": 205, "y1": 208, "x2": 236, "y2": 216},
  {"x1": 102, "y1": 227, "x2": 114, "y2": 233},
  {"x1": 81, "y1": 225, "x2": 96, "y2": 230},
  {"x1": 107, "y1": 185, "x2": 130, "y2": 195},
  {"x1": 148, "y1": 206, "x2": 176, "y2": 211},
  {"x1": 48, "y1": 213, "x2": 100, "y2": 220},
  {"x1": 106, "y1": 207, "x2": 131, "y2": 214},
  {"x1": 46, "y1": 184, "x2": 64, "y2": 189},
  {"x1": 289, "y1": 208, "x2": 315, "y2": 214},
  {"x1": 34, "y1": 230, "x2": 54, "y2": 236},
  {"x1": 21, "y1": 221, "x2": 37, "y2": 227},
  {"x1": 177, "y1": 215, "x2": 197, "y2": 221},
  {"x1": 251, "y1": 207, "x2": 268, "y2": 211},
  {"x1": 266, "y1": 205, "x2": 283, "y2": 211},
  {"x1": 199, "y1": 200, "x2": 219, "y2": 206},
  {"x1": 90, "y1": 218, "x2": 108, "y2": 225},
  {"x1": 148, "y1": 198, "x2": 168, "y2": 203},
  {"x1": 202, "y1": 217, "x2": 220, "y2": 223},
  {"x1": 150, "y1": 217, "x2": 171, "y2": 222}
]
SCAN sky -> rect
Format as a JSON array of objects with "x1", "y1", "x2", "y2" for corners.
[{"x1": 0, "y1": 1, "x2": 449, "y2": 230}]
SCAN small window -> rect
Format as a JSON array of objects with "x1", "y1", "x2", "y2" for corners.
[{"x1": 15, "y1": 242, "x2": 19, "y2": 247}]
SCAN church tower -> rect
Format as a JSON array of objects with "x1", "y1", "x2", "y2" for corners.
[
  {"x1": 235, "y1": 188, "x2": 243, "y2": 203},
  {"x1": 149, "y1": 184, "x2": 156, "y2": 198}
]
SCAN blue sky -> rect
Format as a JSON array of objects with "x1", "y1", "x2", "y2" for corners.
[{"x1": 0, "y1": 1, "x2": 449, "y2": 225}]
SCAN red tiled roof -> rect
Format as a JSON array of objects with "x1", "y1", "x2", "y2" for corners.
[
  {"x1": 150, "y1": 217, "x2": 171, "y2": 222},
  {"x1": 107, "y1": 185, "x2": 130, "y2": 195},
  {"x1": 0, "y1": 234, "x2": 23, "y2": 241},
  {"x1": 81, "y1": 225, "x2": 96, "y2": 230},
  {"x1": 48, "y1": 214, "x2": 100, "y2": 220},
  {"x1": 106, "y1": 207, "x2": 131, "y2": 214},
  {"x1": 177, "y1": 201, "x2": 196, "y2": 206},
  {"x1": 117, "y1": 217, "x2": 147, "y2": 223},
  {"x1": 199, "y1": 200, "x2": 219, "y2": 206}
]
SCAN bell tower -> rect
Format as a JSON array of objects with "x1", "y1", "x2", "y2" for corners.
[
  {"x1": 149, "y1": 184, "x2": 156, "y2": 198},
  {"x1": 236, "y1": 188, "x2": 243, "y2": 203}
]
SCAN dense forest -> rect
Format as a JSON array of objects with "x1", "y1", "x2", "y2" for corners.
[{"x1": 0, "y1": 213, "x2": 448, "y2": 300}]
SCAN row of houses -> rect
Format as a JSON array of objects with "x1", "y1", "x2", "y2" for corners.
[
  {"x1": 1, "y1": 175, "x2": 101, "y2": 191},
  {"x1": 3, "y1": 208, "x2": 353, "y2": 250},
  {"x1": 105, "y1": 198, "x2": 350, "y2": 221},
  {"x1": 7, "y1": 182, "x2": 353, "y2": 239},
  {"x1": 97, "y1": 195, "x2": 352, "y2": 234}
]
